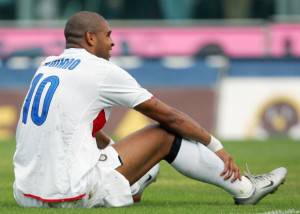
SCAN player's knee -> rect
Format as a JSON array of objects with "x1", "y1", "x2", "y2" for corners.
[
  {"x1": 142, "y1": 124, "x2": 179, "y2": 158},
  {"x1": 153, "y1": 124, "x2": 176, "y2": 144},
  {"x1": 152, "y1": 125, "x2": 182, "y2": 161},
  {"x1": 163, "y1": 134, "x2": 182, "y2": 163}
]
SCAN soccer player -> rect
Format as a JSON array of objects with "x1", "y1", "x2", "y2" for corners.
[{"x1": 13, "y1": 11, "x2": 287, "y2": 208}]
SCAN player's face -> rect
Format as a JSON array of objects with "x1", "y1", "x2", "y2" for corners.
[{"x1": 95, "y1": 20, "x2": 114, "y2": 60}]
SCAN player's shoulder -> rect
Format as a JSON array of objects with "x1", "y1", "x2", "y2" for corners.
[
  {"x1": 70, "y1": 50, "x2": 120, "y2": 70},
  {"x1": 91, "y1": 57, "x2": 130, "y2": 78}
]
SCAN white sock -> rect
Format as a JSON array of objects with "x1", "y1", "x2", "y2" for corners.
[
  {"x1": 170, "y1": 139, "x2": 254, "y2": 198},
  {"x1": 130, "y1": 164, "x2": 160, "y2": 195}
]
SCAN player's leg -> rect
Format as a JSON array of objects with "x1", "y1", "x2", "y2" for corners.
[
  {"x1": 95, "y1": 130, "x2": 160, "y2": 201},
  {"x1": 169, "y1": 139, "x2": 286, "y2": 204},
  {"x1": 113, "y1": 125, "x2": 174, "y2": 185},
  {"x1": 114, "y1": 125, "x2": 286, "y2": 204},
  {"x1": 131, "y1": 164, "x2": 160, "y2": 202},
  {"x1": 113, "y1": 125, "x2": 253, "y2": 198}
]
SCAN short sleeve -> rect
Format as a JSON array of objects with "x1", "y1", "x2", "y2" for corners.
[{"x1": 98, "y1": 64, "x2": 152, "y2": 108}]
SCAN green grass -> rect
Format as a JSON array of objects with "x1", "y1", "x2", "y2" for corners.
[{"x1": 1, "y1": 139, "x2": 300, "y2": 213}]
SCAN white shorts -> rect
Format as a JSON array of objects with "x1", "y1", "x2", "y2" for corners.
[{"x1": 13, "y1": 146, "x2": 133, "y2": 208}]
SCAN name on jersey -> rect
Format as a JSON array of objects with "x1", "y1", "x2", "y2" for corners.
[{"x1": 44, "y1": 58, "x2": 81, "y2": 70}]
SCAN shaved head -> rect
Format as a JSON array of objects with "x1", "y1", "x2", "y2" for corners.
[
  {"x1": 64, "y1": 11, "x2": 114, "y2": 59},
  {"x1": 64, "y1": 11, "x2": 106, "y2": 47}
]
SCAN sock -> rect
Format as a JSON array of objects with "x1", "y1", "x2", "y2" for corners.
[
  {"x1": 167, "y1": 138, "x2": 254, "y2": 198},
  {"x1": 130, "y1": 164, "x2": 160, "y2": 196}
]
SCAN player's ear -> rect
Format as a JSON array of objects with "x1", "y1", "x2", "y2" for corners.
[{"x1": 85, "y1": 31, "x2": 97, "y2": 46}]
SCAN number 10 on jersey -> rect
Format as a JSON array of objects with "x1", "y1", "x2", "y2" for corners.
[{"x1": 22, "y1": 73, "x2": 59, "y2": 126}]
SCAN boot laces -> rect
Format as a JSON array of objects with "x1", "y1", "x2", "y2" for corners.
[{"x1": 244, "y1": 163, "x2": 273, "y2": 185}]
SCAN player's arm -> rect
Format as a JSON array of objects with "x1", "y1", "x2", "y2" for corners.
[
  {"x1": 135, "y1": 97, "x2": 211, "y2": 144},
  {"x1": 134, "y1": 97, "x2": 241, "y2": 182},
  {"x1": 94, "y1": 130, "x2": 115, "y2": 149}
]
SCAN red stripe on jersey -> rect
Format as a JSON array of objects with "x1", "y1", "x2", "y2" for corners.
[
  {"x1": 92, "y1": 109, "x2": 106, "y2": 137},
  {"x1": 23, "y1": 193, "x2": 86, "y2": 203}
]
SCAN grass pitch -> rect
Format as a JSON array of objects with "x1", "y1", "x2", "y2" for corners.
[{"x1": 1, "y1": 138, "x2": 300, "y2": 214}]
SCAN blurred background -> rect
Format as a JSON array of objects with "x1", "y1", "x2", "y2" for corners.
[{"x1": 1, "y1": 0, "x2": 300, "y2": 141}]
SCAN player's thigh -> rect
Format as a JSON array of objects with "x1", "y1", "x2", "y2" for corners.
[{"x1": 113, "y1": 125, "x2": 174, "y2": 184}]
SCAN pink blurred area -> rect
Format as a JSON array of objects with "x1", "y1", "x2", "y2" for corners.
[
  {"x1": 269, "y1": 24, "x2": 300, "y2": 57},
  {"x1": 0, "y1": 24, "x2": 299, "y2": 57},
  {"x1": 0, "y1": 28, "x2": 65, "y2": 56},
  {"x1": 112, "y1": 27, "x2": 264, "y2": 57}
]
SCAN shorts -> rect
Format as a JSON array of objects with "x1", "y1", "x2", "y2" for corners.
[{"x1": 13, "y1": 146, "x2": 134, "y2": 208}]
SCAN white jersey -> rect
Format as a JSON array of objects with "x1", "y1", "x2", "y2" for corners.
[{"x1": 13, "y1": 48, "x2": 152, "y2": 201}]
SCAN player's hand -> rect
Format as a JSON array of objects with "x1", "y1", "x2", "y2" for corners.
[{"x1": 215, "y1": 149, "x2": 241, "y2": 183}]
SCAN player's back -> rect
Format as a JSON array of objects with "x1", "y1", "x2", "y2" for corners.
[{"x1": 13, "y1": 48, "x2": 111, "y2": 200}]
